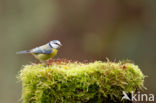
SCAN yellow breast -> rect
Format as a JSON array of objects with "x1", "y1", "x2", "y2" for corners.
[{"x1": 33, "y1": 49, "x2": 58, "y2": 61}]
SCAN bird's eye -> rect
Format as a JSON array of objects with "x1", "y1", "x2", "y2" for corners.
[{"x1": 54, "y1": 43, "x2": 60, "y2": 46}]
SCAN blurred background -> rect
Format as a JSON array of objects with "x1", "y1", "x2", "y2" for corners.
[{"x1": 0, "y1": 0, "x2": 156, "y2": 103}]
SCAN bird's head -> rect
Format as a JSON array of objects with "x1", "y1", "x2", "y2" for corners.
[{"x1": 49, "y1": 40, "x2": 62, "y2": 49}]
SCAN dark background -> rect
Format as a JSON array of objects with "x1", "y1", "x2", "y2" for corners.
[{"x1": 0, "y1": 0, "x2": 156, "y2": 103}]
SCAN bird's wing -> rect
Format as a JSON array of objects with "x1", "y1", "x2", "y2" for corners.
[{"x1": 30, "y1": 47, "x2": 52, "y2": 54}]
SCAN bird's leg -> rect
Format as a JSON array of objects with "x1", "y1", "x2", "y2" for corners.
[{"x1": 40, "y1": 60, "x2": 48, "y2": 66}]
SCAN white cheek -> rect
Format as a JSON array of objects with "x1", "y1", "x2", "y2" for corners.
[{"x1": 51, "y1": 44, "x2": 59, "y2": 48}]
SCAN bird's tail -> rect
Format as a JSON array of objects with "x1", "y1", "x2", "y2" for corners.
[{"x1": 16, "y1": 50, "x2": 31, "y2": 54}]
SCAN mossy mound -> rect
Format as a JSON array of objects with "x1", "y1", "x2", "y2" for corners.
[{"x1": 18, "y1": 60, "x2": 145, "y2": 103}]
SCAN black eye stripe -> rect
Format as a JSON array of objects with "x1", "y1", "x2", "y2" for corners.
[{"x1": 54, "y1": 43, "x2": 60, "y2": 45}]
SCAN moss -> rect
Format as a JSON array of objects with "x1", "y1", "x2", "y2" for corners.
[{"x1": 18, "y1": 60, "x2": 145, "y2": 103}]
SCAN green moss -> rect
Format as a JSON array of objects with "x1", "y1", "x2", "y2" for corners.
[{"x1": 18, "y1": 61, "x2": 145, "y2": 103}]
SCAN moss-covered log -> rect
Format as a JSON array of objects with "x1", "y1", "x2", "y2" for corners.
[{"x1": 18, "y1": 60, "x2": 145, "y2": 103}]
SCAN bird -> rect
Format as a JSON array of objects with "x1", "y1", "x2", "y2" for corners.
[{"x1": 16, "y1": 40, "x2": 62, "y2": 63}]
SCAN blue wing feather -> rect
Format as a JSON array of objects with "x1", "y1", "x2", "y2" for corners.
[{"x1": 30, "y1": 47, "x2": 52, "y2": 54}]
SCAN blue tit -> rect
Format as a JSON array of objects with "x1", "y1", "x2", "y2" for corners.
[{"x1": 16, "y1": 40, "x2": 62, "y2": 62}]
